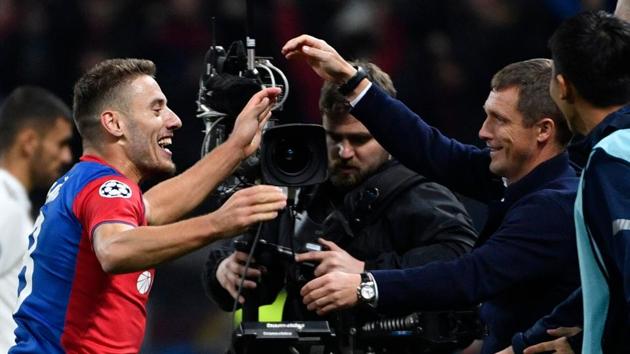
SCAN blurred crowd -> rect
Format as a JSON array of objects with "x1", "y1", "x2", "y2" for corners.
[{"x1": 0, "y1": 0, "x2": 616, "y2": 353}]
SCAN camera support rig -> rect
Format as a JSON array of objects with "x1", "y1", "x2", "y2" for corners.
[{"x1": 196, "y1": 18, "x2": 289, "y2": 159}]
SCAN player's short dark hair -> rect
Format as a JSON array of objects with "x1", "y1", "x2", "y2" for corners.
[
  {"x1": 0, "y1": 86, "x2": 71, "y2": 153},
  {"x1": 549, "y1": 11, "x2": 630, "y2": 107},
  {"x1": 73, "y1": 58, "x2": 156, "y2": 140}
]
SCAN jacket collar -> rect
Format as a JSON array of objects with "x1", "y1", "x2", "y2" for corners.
[
  {"x1": 569, "y1": 105, "x2": 630, "y2": 168},
  {"x1": 503, "y1": 152, "x2": 575, "y2": 207}
]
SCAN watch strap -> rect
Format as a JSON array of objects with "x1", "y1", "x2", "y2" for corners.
[
  {"x1": 357, "y1": 272, "x2": 378, "y2": 308},
  {"x1": 339, "y1": 66, "x2": 368, "y2": 96}
]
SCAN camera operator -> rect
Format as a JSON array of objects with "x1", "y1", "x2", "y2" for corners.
[{"x1": 203, "y1": 61, "x2": 479, "y2": 353}]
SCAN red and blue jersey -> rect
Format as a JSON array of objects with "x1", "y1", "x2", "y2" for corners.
[{"x1": 10, "y1": 155, "x2": 154, "y2": 353}]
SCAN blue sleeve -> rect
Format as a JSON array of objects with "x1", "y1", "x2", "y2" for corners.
[
  {"x1": 583, "y1": 148, "x2": 630, "y2": 309},
  {"x1": 352, "y1": 85, "x2": 505, "y2": 202},
  {"x1": 371, "y1": 193, "x2": 577, "y2": 312},
  {"x1": 511, "y1": 288, "x2": 583, "y2": 354}
]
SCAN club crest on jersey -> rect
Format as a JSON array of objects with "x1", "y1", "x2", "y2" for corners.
[
  {"x1": 99, "y1": 180, "x2": 132, "y2": 199},
  {"x1": 137, "y1": 271, "x2": 152, "y2": 294}
]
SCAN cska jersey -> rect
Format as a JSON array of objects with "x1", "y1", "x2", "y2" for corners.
[{"x1": 10, "y1": 155, "x2": 155, "y2": 354}]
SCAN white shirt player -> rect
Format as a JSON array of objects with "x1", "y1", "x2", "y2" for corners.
[{"x1": 0, "y1": 168, "x2": 33, "y2": 352}]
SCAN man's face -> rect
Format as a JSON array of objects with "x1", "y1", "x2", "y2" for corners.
[
  {"x1": 478, "y1": 86, "x2": 540, "y2": 184},
  {"x1": 30, "y1": 117, "x2": 73, "y2": 188},
  {"x1": 323, "y1": 113, "x2": 390, "y2": 189},
  {"x1": 120, "y1": 75, "x2": 182, "y2": 178}
]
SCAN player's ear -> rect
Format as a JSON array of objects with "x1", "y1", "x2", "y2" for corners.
[
  {"x1": 15, "y1": 128, "x2": 40, "y2": 158},
  {"x1": 100, "y1": 110, "x2": 124, "y2": 138}
]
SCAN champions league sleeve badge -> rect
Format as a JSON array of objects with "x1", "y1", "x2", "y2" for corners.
[{"x1": 99, "y1": 180, "x2": 133, "y2": 199}]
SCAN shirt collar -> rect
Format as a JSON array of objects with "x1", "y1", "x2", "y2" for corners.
[{"x1": 80, "y1": 154, "x2": 125, "y2": 176}]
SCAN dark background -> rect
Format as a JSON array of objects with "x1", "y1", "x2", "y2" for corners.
[{"x1": 0, "y1": 0, "x2": 615, "y2": 353}]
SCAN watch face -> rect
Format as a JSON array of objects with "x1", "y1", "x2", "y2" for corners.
[{"x1": 361, "y1": 285, "x2": 375, "y2": 300}]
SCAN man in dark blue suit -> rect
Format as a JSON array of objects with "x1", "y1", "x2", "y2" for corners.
[{"x1": 281, "y1": 37, "x2": 580, "y2": 353}]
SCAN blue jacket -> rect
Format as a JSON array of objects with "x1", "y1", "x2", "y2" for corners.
[
  {"x1": 513, "y1": 105, "x2": 630, "y2": 354},
  {"x1": 352, "y1": 85, "x2": 581, "y2": 354}
]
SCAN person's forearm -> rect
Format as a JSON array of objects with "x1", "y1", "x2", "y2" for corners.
[
  {"x1": 615, "y1": 0, "x2": 630, "y2": 22},
  {"x1": 96, "y1": 213, "x2": 222, "y2": 273},
  {"x1": 144, "y1": 139, "x2": 244, "y2": 225}
]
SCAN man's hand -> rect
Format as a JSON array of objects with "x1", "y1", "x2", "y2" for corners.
[
  {"x1": 495, "y1": 346, "x2": 515, "y2": 354},
  {"x1": 229, "y1": 87, "x2": 282, "y2": 158},
  {"x1": 217, "y1": 251, "x2": 264, "y2": 304},
  {"x1": 615, "y1": 0, "x2": 630, "y2": 22},
  {"x1": 281, "y1": 35, "x2": 356, "y2": 84},
  {"x1": 210, "y1": 185, "x2": 287, "y2": 238},
  {"x1": 300, "y1": 271, "x2": 360, "y2": 316},
  {"x1": 523, "y1": 327, "x2": 581, "y2": 354},
  {"x1": 295, "y1": 238, "x2": 364, "y2": 277}
]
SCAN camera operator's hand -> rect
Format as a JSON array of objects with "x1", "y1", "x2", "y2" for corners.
[
  {"x1": 228, "y1": 87, "x2": 281, "y2": 158},
  {"x1": 209, "y1": 185, "x2": 287, "y2": 238},
  {"x1": 300, "y1": 271, "x2": 360, "y2": 316},
  {"x1": 295, "y1": 238, "x2": 364, "y2": 277},
  {"x1": 281, "y1": 35, "x2": 357, "y2": 85},
  {"x1": 217, "y1": 251, "x2": 264, "y2": 304}
]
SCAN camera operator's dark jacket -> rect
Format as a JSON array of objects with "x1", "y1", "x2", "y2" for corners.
[
  {"x1": 203, "y1": 160, "x2": 478, "y2": 345},
  {"x1": 349, "y1": 85, "x2": 581, "y2": 354}
]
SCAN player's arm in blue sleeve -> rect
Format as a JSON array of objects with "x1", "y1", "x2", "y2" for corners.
[
  {"x1": 583, "y1": 149, "x2": 630, "y2": 312},
  {"x1": 511, "y1": 288, "x2": 583, "y2": 354}
]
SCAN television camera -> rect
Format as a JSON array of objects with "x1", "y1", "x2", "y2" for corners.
[{"x1": 197, "y1": 15, "x2": 333, "y2": 354}]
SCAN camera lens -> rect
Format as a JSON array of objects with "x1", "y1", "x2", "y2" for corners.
[
  {"x1": 261, "y1": 124, "x2": 327, "y2": 186},
  {"x1": 273, "y1": 138, "x2": 310, "y2": 175}
]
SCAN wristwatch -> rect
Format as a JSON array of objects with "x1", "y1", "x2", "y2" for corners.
[
  {"x1": 356, "y1": 272, "x2": 377, "y2": 308},
  {"x1": 338, "y1": 66, "x2": 368, "y2": 96}
]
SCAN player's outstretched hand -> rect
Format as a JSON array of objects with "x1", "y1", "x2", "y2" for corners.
[
  {"x1": 211, "y1": 185, "x2": 286, "y2": 238},
  {"x1": 230, "y1": 87, "x2": 282, "y2": 158}
]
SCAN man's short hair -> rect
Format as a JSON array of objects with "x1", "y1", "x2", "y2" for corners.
[
  {"x1": 491, "y1": 58, "x2": 571, "y2": 146},
  {"x1": 0, "y1": 86, "x2": 71, "y2": 154},
  {"x1": 73, "y1": 58, "x2": 156, "y2": 140},
  {"x1": 549, "y1": 10, "x2": 630, "y2": 108},
  {"x1": 319, "y1": 61, "x2": 397, "y2": 118}
]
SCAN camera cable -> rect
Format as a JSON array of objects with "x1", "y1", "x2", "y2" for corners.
[{"x1": 231, "y1": 222, "x2": 265, "y2": 331}]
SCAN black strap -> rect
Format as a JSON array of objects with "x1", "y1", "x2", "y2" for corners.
[{"x1": 338, "y1": 66, "x2": 368, "y2": 96}]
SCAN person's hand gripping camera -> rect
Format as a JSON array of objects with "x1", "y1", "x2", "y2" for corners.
[
  {"x1": 216, "y1": 250, "x2": 266, "y2": 305},
  {"x1": 295, "y1": 238, "x2": 364, "y2": 277}
]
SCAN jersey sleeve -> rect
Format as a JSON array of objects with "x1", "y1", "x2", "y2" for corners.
[
  {"x1": 72, "y1": 175, "x2": 146, "y2": 242},
  {"x1": 583, "y1": 148, "x2": 630, "y2": 309}
]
